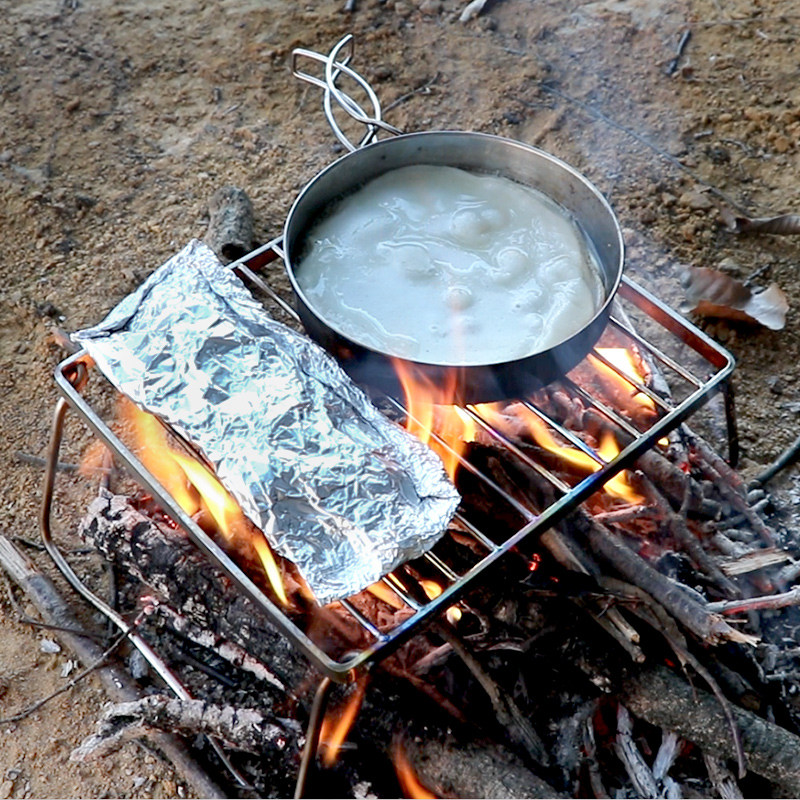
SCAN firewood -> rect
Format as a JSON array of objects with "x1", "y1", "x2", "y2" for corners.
[
  {"x1": 411, "y1": 737, "x2": 567, "y2": 799},
  {"x1": 622, "y1": 664, "x2": 800, "y2": 796},
  {"x1": 78, "y1": 491, "x2": 316, "y2": 693},
  {"x1": 72, "y1": 695, "x2": 303, "y2": 761},
  {"x1": 614, "y1": 703, "x2": 660, "y2": 798},
  {"x1": 203, "y1": 185, "x2": 255, "y2": 263}
]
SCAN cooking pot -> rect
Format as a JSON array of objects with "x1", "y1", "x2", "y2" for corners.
[{"x1": 282, "y1": 38, "x2": 624, "y2": 404}]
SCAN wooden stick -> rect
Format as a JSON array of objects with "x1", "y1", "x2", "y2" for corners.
[
  {"x1": 72, "y1": 695, "x2": 302, "y2": 760},
  {"x1": 623, "y1": 664, "x2": 800, "y2": 795},
  {"x1": 0, "y1": 534, "x2": 225, "y2": 800},
  {"x1": 204, "y1": 185, "x2": 255, "y2": 263}
]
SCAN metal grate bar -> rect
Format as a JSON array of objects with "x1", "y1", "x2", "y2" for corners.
[
  {"x1": 608, "y1": 316, "x2": 704, "y2": 389},
  {"x1": 559, "y1": 376, "x2": 644, "y2": 440},
  {"x1": 585, "y1": 347, "x2": 671, "y2": 412},
  {"x1": 338, "y1": 599, "x2": 388, "y2": 641},
  {"x1": 519, "y1": 399, "x2": 607, "y2": 466},
  {"x1": 462, "y1": 405, "x2": 572, "y2": 493},
  {"x1": 384, "y1": 396, "x2": 536, "y2": 522},
  {"x1": 423, "y1": 551, "x2": 460, "y2": 583},
  {"x1": 382, "y1": 574, "x2": 422, "y2": 611}
]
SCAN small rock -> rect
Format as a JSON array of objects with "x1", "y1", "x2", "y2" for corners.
[
  {"x1": 479, "y1": 15, "x2": 497, "y2": 30},
  {"x1": 774, "y1": 135, "x2": 791, "y2": 154},
  {"x1": 679, "y1": 190, "x2": 713, "y2": 211},
  {"x1": 40, "y1": 639, "x2": 61, "y2": 654},
  {"x1": 64, "y1": 97, "x2": 80, "y2": 113},
  {"x1": 639, "y1": 208, "x2": 657, "y2": 225},
  {"x1": 372, "y1": 64, "x2": 393, "y2": 81},
  {"x1": 502, "y1": 111, "x2": 522, "y2": 125},
  {"x1": 418, "y1": 0, "x2": 441, "y2": 13},
  {"x1": 129, "y1": 649, "x2": 149, "y2": 680},
  {"x1": 767, "y1": 376, "x2": 784, "y2": 394}
]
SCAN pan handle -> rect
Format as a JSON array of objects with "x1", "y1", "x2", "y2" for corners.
[{"x1": 292, "y1": 35, "x2": 403, "y2": 152}]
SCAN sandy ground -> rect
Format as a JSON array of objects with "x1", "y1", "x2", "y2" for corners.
[{"x1": 1, "y1": 0, "x2": 800, "y2": 796}]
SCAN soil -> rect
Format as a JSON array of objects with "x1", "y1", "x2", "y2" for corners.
[{"x1": 1, "y1": 0, "x2": 799, "y2": 796}]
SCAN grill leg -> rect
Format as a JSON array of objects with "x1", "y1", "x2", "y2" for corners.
[
  {"x1": 294, "y1": 676, "x2": 334, "y2": 799},
  {"x1": 721, "y1": 379, "x2": 739, "y2": 468}
]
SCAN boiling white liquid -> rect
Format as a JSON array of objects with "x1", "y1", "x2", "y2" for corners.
[{"x1": 297, "y1": 165, "x2": 604, "y2": 365}]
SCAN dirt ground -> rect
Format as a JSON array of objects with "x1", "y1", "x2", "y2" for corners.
[{"x1": 1, "y1": 0, "x2": 800, "y2": 796}]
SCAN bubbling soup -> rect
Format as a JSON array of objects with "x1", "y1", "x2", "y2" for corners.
[{"x1": 296, "y1": 164, "x2": 604, "y2": 366}]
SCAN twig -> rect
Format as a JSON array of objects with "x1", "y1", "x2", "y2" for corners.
[
  {"x1": 536, "y1": 82, "x2": 746, "y2": 212},
  {"x1": 0, "y1": 627, "x2": 129, "y2": 725},
  {"x1": 383, "y1": 74, "x2": 440, "y2": 113},
  {"x1": 14, "y1": 450, "x2": 79, "y2": 473},
  {"x1": 72, "y1": 695, "x2": 302, "y2": 760},
  {"x1": 434, "y1": 622, "x2": 551, "y2": 767},
  {"x1": 707, "y1": 586, "x2": 800, "y2": 615},
  {"x1": 755, "y1": 431, "x2": 800, "y2": 485},
  {"x1": 640, "y1": 474, "x2": 740, "y2": 598},
  {"x1": 665, "y1": 29, "x2": 692, "y2": 76}
]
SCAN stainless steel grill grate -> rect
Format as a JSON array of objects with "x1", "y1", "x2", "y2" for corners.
[{"x1": 43, "y1": 239, "x2": 735, "y2": 682}]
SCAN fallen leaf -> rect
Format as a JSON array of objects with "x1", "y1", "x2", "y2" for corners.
[
  {"x1": 679, "y1": 267, "x2": 788, "y2": 330},
  {"x1": 719, "y1": 206, "x2": 800, "y2": 235}
]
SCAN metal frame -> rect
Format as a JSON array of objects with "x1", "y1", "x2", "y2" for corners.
[{"x1": 42, "y1": 256, "x2": 735, "y2": 682}]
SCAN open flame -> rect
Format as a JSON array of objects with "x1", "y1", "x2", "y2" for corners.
[
  {"x1": 319, "y1": 676, "x2": 368, "y2": 767},
  {"x1": 118, "y1": 398, "x2": 288, "y2": 605},
  {"x1": 419, "y1": 579, "x2": 462, "y2": 625},
  {"x1": 591, "y1": 347, "x2": 656, "y2": 412},
  {"x1": 393, "y1": 360, "x2": 476, "y2": 482},
  {"x1": 475, "y1": 402, "x2": 644, "y2": 505},
  {"x1": 392, "y1": 739, "x2": 437, "y2": 799}
]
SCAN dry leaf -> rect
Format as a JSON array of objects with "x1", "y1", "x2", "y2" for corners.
[
  {"x1": 679, "y1": 266, "x2": 788, "y2": 330},
  {"x1": 719, "y1": 206, "x2": 800, "y2": 235}
]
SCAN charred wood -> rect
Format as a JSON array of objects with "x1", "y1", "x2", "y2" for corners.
[
  {"x1": 203, "y1": 186, "x2": 255, "y2": 263},
  {"x1": 411, "y1": 737, "x2": 567, "y2": 799},
  {"x1": 622, "y1": 664, "x2": 800, "y2": 796},
  {"x1": 72, "y1": 695, "x2": 303, "y2": 761},
  {"x1": 78, "y1": 491, "x2": 315, "y2": 693}
]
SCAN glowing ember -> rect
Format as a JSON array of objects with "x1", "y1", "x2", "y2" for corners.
[
  {"x1": 319, "y1": 677, "x2": 368, "y2": 767},
  {"x1": 475, "y1": 402, "x2": 643, "y2": 505},
  {"x1": 393, "y1": 360, "x2": 475, "y2": 482},
  {"x1": 393, "y1": 739, "x2": 438, "y2": 799},
  {"x1": 118, "y1": 398, "x2": 288, "y2": 604}
]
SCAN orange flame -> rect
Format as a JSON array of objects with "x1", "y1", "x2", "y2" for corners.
[
  {"x1": 592, "y1": 348, "x2": 655, "y2": 411},
  {"x1": 419, "y1": 579, "x2": 462, "y2": 625},
  {"x1": 475, "y1": 402, "x2": 643, "y2": 505},
  {"x1": 393, "y1": 739, "x2": 438, "y2": 799},
  {"x1": 367, "y1": 581, "x2": 405, "y2": 610},
  {"x1": 319, "y1": 677, "x2": 368, "y2": 767},
  {"x1": 393, "y1": 361, "x2": 475, "y2": 482},
  {"x1": 119, "y1": 399, "x2": 288, "y2": 605}
]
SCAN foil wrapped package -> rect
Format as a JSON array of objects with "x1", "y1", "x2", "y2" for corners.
[{"x1": 74, "y1": 240, "x2": 460, "y2": 604}]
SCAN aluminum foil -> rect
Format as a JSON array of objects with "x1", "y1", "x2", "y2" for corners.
[{"x1": 74, "y1": 239, "x2": 460, "y2": 605}]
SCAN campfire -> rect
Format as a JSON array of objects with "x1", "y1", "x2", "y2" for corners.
[{"x1": 33, "y1": 237, "x2": 800, "y2": 799}]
